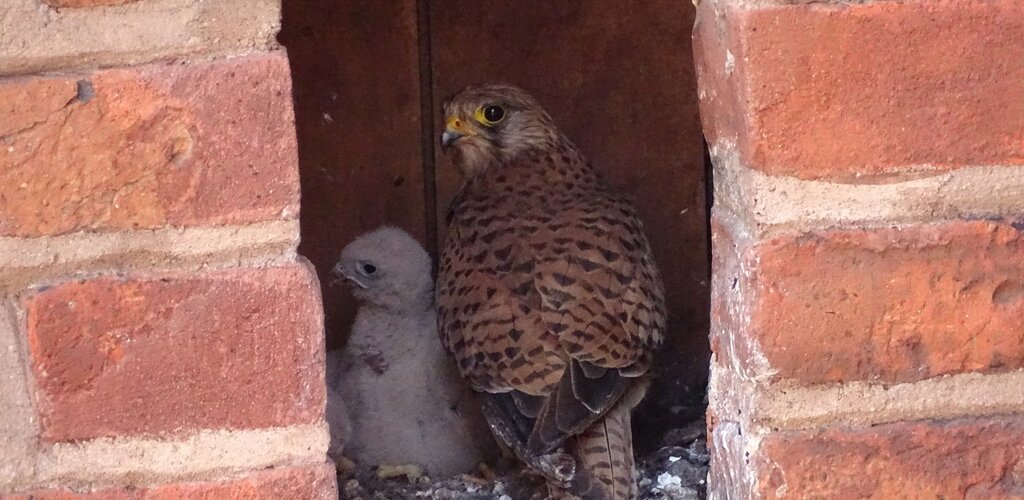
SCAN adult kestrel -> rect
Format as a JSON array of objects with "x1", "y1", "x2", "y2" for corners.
[{"x1": 437, "y1": 85, "x2": 666, "y2": 499}]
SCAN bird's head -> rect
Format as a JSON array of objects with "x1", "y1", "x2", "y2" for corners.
[
  {"x1": 332, "y1": 227, "x2": 433, "y2": 313},
  {"x1": 440, "y1": 84, "x2": 560, "y2": 176}
]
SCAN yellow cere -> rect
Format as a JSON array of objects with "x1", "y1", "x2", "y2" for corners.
[{"x1": 446, "y1": 115, "x2": 473, "y2": 134}]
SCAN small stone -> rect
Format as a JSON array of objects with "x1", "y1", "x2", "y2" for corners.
[
  {"x1": 343, "y1": 479, "x2": 361, "y2": 497},
  {"x1": 376, "y1": 464, "x2": 424, "y2": 482},
  {"x1": 655, "y1": 472, "x2": 682, "y2": 490},
  {"x1": 661, "y1": 421, "x2": 704, "y2": 447},
  {"x1": 334, "y1": 454, "x2": 356, "y2": 473}
]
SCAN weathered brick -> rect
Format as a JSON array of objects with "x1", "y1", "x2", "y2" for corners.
[
  {"x1": 713, "y1": 213, "x2": 1024, "y2": 385},
  {"x1": 143, "y1": 463, "x2": 337, "y2": 500},
  {"x1": 695, "y1": 0, "x2": 1024, "y2": 180},
  {"x1": 711, "y1": 416, "x2": 1024, "y2": 499},
  {"x1": 23, "y1": 262, "x2": 324, "y2": 442},
  {"x1": 4, "y1": 463, "x2": 338, "y2": 499},
  {"x1": 41, "y1": 0, "x2": 138, "y2": 7},
  {"x1": 0, "y1": 301, "x2": 36, "y2": 487},
  {"x1": 1, "y1": 0, "x2": 281, "y2": 78},
  {"x1": 0, "y1": 52, "x2": 299, "y2": 237},
  {"x1": 3, "y1": 491, "x2": 134, "y2": 500}
]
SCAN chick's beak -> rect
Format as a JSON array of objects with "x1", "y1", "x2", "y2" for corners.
[
  {"x1": 330, "y1": 263, "x2": 367, "y2": 289},
  {"x1": 440, "y1": 116, "x2": 471, "y2": 147},
  {"x1": 329, "y1": 262, "x2": 347, "y2": 286}
]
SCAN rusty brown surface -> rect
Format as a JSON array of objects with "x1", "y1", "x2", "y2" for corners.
[{"x1": 279, "y1": 0, "x2": 427, "y2": 348}]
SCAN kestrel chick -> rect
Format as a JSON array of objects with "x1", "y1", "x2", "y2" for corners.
[
  {"x1": 330, "y1": 227, "x2": 494, "y2": 476},
  {"x1": 437, "y1": 85, "x2": 666, "y2": 499}
]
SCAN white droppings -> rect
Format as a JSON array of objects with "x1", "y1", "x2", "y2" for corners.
[{"x1": 655, "y1": 472, "x2": 682, "y2": 490}]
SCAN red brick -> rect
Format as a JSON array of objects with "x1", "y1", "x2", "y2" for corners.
[
  {"x1": 711, "y1": 416, "x2": 1024, "y2": 499},
  {"x1": 3, "y1": 463, "x2": 338, "y2": 499},
  {"x1": 41, "y1": 0, "x2": 139, "y2": 7},
  {"x1": 694, "y1": 0, "x2": 1024, "y2": 180},
  {"x1": 0, "y1": 52, "x2": 299, "y2": 237},
  {"x1": 23, "y1": 262, "x2": 324, "y2": 442},
  {"x1": 712, "y1": 215, "x2": 1024, "y2": 384}
]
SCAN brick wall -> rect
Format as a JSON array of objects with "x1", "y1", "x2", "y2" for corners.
[
  {"x1": 696, "y1": 0, "x2": 1024, "y2": 498},
  {"x1": 0, "y1": 0, "x2": 334, "y2": 497}
]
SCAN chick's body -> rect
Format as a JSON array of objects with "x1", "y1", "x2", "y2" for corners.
[{"x1": 329, "y1": 227, "x2": 493, "y2": 476}]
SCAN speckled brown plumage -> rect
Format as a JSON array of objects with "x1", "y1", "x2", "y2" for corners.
[{"x1": 437, "y1": 84, "x2": 666, "y2": 500}]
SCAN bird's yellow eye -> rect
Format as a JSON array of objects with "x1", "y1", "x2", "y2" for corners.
[{"x1": 474, "y1": 105, "x2": 506, "y2": 126}]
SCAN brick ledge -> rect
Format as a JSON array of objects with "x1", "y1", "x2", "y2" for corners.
[
  {"x1": 711, "y1": 360, "x2": 1024, "y2": 432},
  {"x1": 2, "y1": 422, "x2": 329, "y2": 494},
  {"x1": 0, "y1": 221, "x2": 300, "y2": 293}
]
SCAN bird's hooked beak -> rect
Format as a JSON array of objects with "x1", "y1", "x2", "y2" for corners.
[
  {"x1": 441, "y1": 115, "x2": 473, "y2": 147},
  {"x1": 330, "y1": 262, "x2": 367, "y2": 289}
]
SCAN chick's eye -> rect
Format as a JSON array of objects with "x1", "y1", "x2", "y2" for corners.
[
  {"x1": 359, "y1": 263, "x2": 377, "y2": 275},
  {"x1": 482, "y1": 105, "x2": 505, "y2": 124}
]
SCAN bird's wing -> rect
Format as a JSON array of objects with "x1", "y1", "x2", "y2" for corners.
[
  {"x1": 437, "y1": 206, "x2": 565, "y2": 395},
  {"x1": 524, "y1": 192, "x2": 665, "y2": 454},
  {"x1": 437, "y1": 163, "x2": 665, "y2": 457}
]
